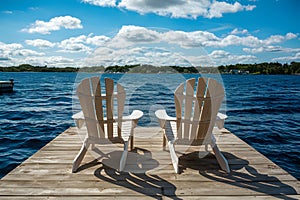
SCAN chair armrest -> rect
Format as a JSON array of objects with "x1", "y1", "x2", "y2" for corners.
[
  {"x1": 216, "y1": 112, "x2": 228, "y2": 129},
  {"x1": 122, "y1": 110, "x2": 143, "y2": 121},
  {"x1": 72, "y1": 111, "x2": 84, "y2": 120},
  {"x1": 122, "y1": 110, "x2": 143, "y2": 129},
  {"x1": 155, "y1": 109, "x2": 176, "y2": 128},
  {"x1": 72, "y1": 111, "x2": 85, "y2": 128},
  {"x1": 129, "y1": 110, "x2": 143, "y2": 120}
]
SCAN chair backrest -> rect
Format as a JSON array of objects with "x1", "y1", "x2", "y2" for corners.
[
  {"x1": 77, "y1": 77, "x2": 126, "y2": 140},
  {"x1": 174, "y1": 78, "x2": 224, "y2": 142}
]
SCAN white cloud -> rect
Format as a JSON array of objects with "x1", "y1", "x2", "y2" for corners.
[
  {"x1": 29, "y1": 7, "x2": 39, "y2": 11},
  {"x1": 86, "y1": 46, "x2": 193, "y2": 67},
  {"x1": 12, "y1": 49, "x2": 44, "y2": 57},
  {"x1": 216, "y1": 35, "x2": 262, "y2": 47},
  {"x1": 243, "y1": 46, "x2": 300, "y2": 54},
  {"x1": 3, "y1": 10, "x2": 13, "y2": 14},
  {"x1": 272, "y1": 52, "x2": 300, "y2": 62},
  {"x1": 264, "y1": 33, "x2": 297, "y2": 45},
  {"x1": 0, "y1": 42, "x2": 23, "y2": 51},
  {"x1": 207, "y1": 1, "x2": 255, "y2": 18},
  {"x1": 118, "y1": 0, "x2": 208, "y2": 19},
  {"x1": 108, "y1": 26, "x2": 297, "y2": 49},
  {"x1": 58, "y1": 34, "x2": 110, "y2": 53},
  {"x1": 81, "y1": 0, "x2": 116, "y2": 7},
  {"x1": 164, "y1": 30, "x2": 219, "y2": 48},
  {"x1": 0, "y1": 41, "x2": 84, "y2": 67},
  {"x1": 21, "y1": 16, "x2": 83, "y2": 34},
  {"x1": 0, "y1": 42, "x2": 23, "y2": 59},
  {"x1": 2, "y1": 25, "x2": 299, "y2": 67},
  {"x1": 230, "y1": 28, "x2": 249, "y2": 35},
  {"x1": 59, "y1": 37, "x2": 91, "y2": 53},
  {"x1": 21, "y1": 56, "x2": 76, "y2": 67},
  {"x1": 207, "y1": 50, "x2": 256, "y2": 65},
  {"x1": 83, "y1": 0, "x2": 256, "y2": 19},
  {"x1": 109, "y1": 25, "x2": 161, "y2": 48},
  {"x1": 86, "y1": 35, "x2": 111, "y2": 46},
  {"x1": 25, "y1": 39, "x2": 56, "y2": 48}
]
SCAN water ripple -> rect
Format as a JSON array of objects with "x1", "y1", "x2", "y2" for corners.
[{"x1": 0, "y1": 73, "x2": 299, "y2": 180}]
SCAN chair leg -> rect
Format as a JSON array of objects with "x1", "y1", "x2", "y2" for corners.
[
  {"x1": 168, "y1": 141, "x2": 179, "y2": 174},
  {"x1": 163, "y1": 134, "x2": 167, "y2": 150},
  {"x1": 119, "y1": 140, "x2": 129, "y2": 172},
  {"x1": 130, "y1": 136, "x2": 134, "y2": 151},
  {"x1": 72, "y1": 139, "x2": 90, "y2": 173},
  {"x1": 211, "y1": 144, "x2": 230, "y2": 173}
]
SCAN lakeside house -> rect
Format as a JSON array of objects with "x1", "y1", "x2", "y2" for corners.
[{"x1": 229, "y1": 69, "x2": 250, "y2": 75}]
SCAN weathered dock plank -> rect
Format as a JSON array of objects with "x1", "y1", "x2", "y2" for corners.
[{"x1": 0, "y1": 127, "x2": 299, "y2": 199}]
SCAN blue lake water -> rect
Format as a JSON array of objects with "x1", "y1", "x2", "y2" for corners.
[{"x1": 0, "y1": 72, "x2": 299, "y2": 179}]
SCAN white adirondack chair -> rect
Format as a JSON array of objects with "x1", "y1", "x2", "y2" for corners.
[
  {"x1": 72, "y1": 77, "x2": 143, "y2": 172},
  {"x1": 155, "y1": 78, "x2": 230, "y2": 174}
]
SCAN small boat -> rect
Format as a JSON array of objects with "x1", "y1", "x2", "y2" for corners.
[{"x1": 0, "y1": 79, "x2": 14, "y2": 93}]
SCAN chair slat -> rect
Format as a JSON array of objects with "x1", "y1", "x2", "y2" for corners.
[
  {"x1": 183, "y1": 78, "x2": 195, "y2": 139},
  {"x1": 155, "y1": 77, "x2": 229, "y2": 174},
  {"x1": 174, "y1": 83, "x2": 184, "y2": 139},
  {"x1": 105, "y1": 78, "x2": 114, "y2": 138},
  {"x1": 205, "y1": 79, "x2": 224, "y2": 136},
  {"x1": 91, "y1": 76, "x2": 105, "y2": 138},
  {"x1": 73, "y1": 77, "x2": 144, "y2": 173},
  {"x1": 117, "y1": 83, "x2": 126, "y2": 138},
  {"x1": 190, "y1": 77, "x2": 207, "y2": 140},
  {"x1": 77, "y1": 78, "x2": 98, "y2": 139},
  {"x1": 197, "y1": 78, "x2": 211, "y2": 139}
]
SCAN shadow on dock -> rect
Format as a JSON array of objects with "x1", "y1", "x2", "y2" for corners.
[
  {"x1": 92, "y1": 147, "x2": 182, "y2": 199},
  {"x1": 94, "y1": 166, "x2": 181, "y2": 199},
  {"x1": 178, "y1": 152, "x2": 298, "y2": 200}
]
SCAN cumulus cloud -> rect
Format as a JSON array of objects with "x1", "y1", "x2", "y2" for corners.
[
  {"x1": 106, "y1": 26, "x2": 297, "y2": 49},
  {"x1": 79, "y1": 25, "x2": 298, "y2": 66},
  {"x1": 13, "y1": 49, "x2": 45, "y2": 57},
  {"x1": 207, "y1": 1, "x2": 254, "y2": 18},
  {"x1": 0, "y1": 41, "x2": 81, "y2": 67},
  {"x1": 86, "y1": 35, "x2": 111, "y2": 45},
  {"x1": 164, "y1": 30, "x2": 219, "y2": 48},
  {"x1": 264, "y1": 33, "x2": 297, "y2": 45},
  {"x1": 21, "y1": 56, "x2": 76, "y2": 67},
  {"x1": 25, "y1": 39, "x2": 56, "y2": 48},
  {"x1": 272, "y1": 52, "x2": 300, "y2": 62},
  {"x1": 83, "y1": 0, "x2": 256, "y2": 19},
  {"x1": 0, "y1": 42, "x2": 23, "y2": 59},
  {"x1": 0, "y1": 42, "x2": 23, "y2": 51},
  {"x1": 3, "y1": 25, "x2": 298, "y2": 67},
  {"x1": 206, "y1": 50, "x2": 256, "y2": 65},
  {"x1": 59, "y1": 37, "x2": 91, "y2": 53},
  {"x1": 86, "y1": 46, "x2": 193, "y2": 67},
  {"x1": 21, "y1": 16, "x2": 83, "y2": 34},
  {"x1": 58, "y1": 34, "x2": 110, "y2": 53},
  {"x1": 108, "y1": 25, "x2": 161, "y2": 48}
]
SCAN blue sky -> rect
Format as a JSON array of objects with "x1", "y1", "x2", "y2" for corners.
[{"x1": 0, "y1": 0, "x2": 299, "y2": 67}]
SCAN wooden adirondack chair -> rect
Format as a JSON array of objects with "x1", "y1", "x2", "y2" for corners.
[
  {"x1": 72, "y1": 77, "x2": 143, "y2": 172},
  {"x1": 155, "y1": 77, "x2": 230, "y2": 174}
]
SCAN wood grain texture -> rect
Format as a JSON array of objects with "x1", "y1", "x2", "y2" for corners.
[{"x1": 0, "y1": 126, "x2": 299, "y2": 199}]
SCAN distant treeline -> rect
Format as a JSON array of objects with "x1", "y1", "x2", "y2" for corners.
[
  {"x1": 0, "y1": 62, "x2": 300, "y2": 74},
  {"x1": 0, "y1": 64, "x2": 79, "y2": 72},
  {"x1": 218, "y1": 62, "x2": 300, "y2": 74},
  {"x1": 105, "y1": 65, "x2": 200, "y2": 73}
]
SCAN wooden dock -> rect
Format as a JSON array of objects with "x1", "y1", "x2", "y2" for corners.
[{"x1": 0, "y1": 127, "x2": 299, "y2": 199}]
